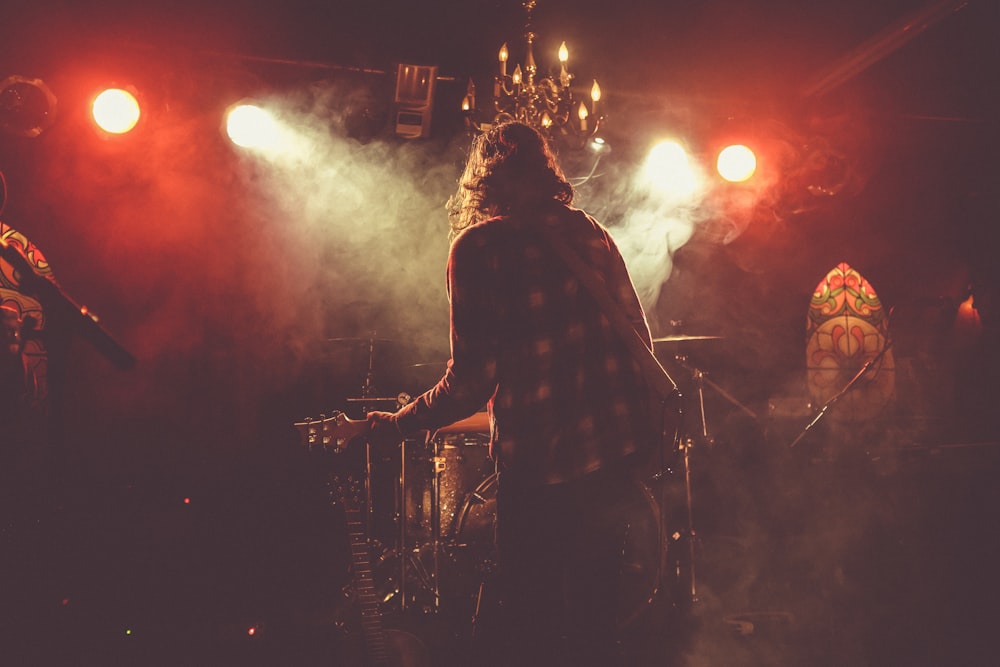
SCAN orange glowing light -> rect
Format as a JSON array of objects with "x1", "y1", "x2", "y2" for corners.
[
  {"x1": 558, "y1": 42, "x2": 569, "y2": 64},
  {"x1": 954, "y1": 293, "x2": 982, "y2": 344},
  {"x1": 92, "y1": 88, "x2": 141, "y2": 134},
  {"x1": 590, "y1": 80, "x2": 601, "y2": 103},
  {"x1": 717, "y1": 144, "x2": 757, "y2": 182},
  {"x1": 498, "y1": 43, "x2": 509, "y2": 76}
]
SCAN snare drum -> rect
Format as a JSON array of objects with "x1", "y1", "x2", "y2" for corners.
[{"x1": 403, "y1": 429, "x2": 493, "y2": 546}]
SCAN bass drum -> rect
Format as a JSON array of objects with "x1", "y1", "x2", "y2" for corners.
[{"x1": 444, "y1": 473, "x2": 666, "y2": 630}]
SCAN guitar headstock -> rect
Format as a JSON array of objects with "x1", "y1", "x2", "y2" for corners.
[{"x1": 293, "y1": 410, "x2": 370, "y2": 453}]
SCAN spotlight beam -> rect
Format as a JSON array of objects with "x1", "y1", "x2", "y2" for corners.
[{"x1": 801, "y1": 0, "x2": 971, "y2": 98}]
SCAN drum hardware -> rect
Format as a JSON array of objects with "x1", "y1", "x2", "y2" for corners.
[
  {"x1": 382, "y1": 426, "x2": 497, "y2": 620},
  {"x1": 330, "y1": 333, "x2": 441, "y2": 614},
  {"x1": 663, "y1": 353, "x2": 757, "y2": 605},
  {"x1": 379, "y1": 437, "x2": 445, "y2": 615},
  {"x1": 346, "y1": 396, "x2": 410, "y2": 404},
  {"x1": 652, "y1": 334, "x2": 726, "y2": 343},
  {"x1": 376, "y1": 428, "x2": 494, "y2": 616}
]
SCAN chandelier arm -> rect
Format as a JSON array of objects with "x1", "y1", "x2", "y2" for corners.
[{"x1": 465, "y1": 0, "x2": 604, "y2": 145}]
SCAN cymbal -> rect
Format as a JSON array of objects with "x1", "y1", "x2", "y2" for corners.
[
  {"x1": 652, "y1": 334, "x2": 725, "y2": 343},
  {"x1": 327, "y1": 337, "x2": 396, "y2": 345},
  {"x1": 345, "y1": 397, "x2": 403, "y2": 402}
]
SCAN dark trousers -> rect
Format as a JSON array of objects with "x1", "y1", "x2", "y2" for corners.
[{"x1": 479, "y1": 462, "x2": 641, "y2": 667}]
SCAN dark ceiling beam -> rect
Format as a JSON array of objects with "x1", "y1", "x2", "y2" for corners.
[{"x1": 800, "y1": 0, "x2": 972, "y2": 99}]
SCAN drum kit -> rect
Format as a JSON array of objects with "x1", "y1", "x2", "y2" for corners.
[{"x1": 306, "y1": 327, "x2": 751, "y2": 634}]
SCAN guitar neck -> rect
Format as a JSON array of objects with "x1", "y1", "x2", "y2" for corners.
[{"x1": 334, "y1": 480, "x2": 391, "y2": 667}]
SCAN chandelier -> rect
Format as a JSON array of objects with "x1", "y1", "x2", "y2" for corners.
[{"x1": 462, "y1": 0, "x2": 602, "y2": 147}]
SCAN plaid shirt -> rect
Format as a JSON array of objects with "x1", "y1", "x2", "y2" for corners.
[{"x1": 394, "y1": 203, "x2": 652, "y2": 485}]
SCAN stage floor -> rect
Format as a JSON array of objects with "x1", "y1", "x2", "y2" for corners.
[{"x1": 2, "y1": 434, "x2": 998, "y2": 666}]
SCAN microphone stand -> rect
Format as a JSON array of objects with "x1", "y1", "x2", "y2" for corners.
[
  {"x1": 789, "y1": 340, "x2": 894, "y2": 449},
  {"x1": 0, "y1": 240, "x2": 135, "y2": 370}
]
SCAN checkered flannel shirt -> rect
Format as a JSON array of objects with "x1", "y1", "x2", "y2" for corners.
[{"x1": 394, "y1": 203, "x2": 652, "y2": 485}]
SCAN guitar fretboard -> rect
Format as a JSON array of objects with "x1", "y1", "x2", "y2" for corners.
[
  {"x1": 347, "y1": 507, "x2": 390, "y2": 664},
  {"x1": 333, "y1": 475, "x2": 390, "y2": 667}
]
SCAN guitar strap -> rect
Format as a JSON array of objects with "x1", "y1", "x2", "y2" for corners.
[{"x1": 533, "y1": 213, "x2": 681, "y2": 445}]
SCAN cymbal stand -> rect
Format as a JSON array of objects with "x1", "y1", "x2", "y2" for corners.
[
  {"x1": 675, "y1": 355, "x2": 709, "y2": 604},
  {"x1": 675, "y1": 353, "x2": 753, "y2": 602},
  {"x1": 670, "y1": 353, "x2": 761, "y2": 604},
  {"x1": 428, "y1": 437, "x2": 445, "y2": 610},
  {"x1": 396, "y1": 434, "x2": 443, "y2": 614},
  {"x1": 361, "y1": 333, "x2": 378, "y2": 404},
  {"x1": 351, "y1": 334, "x2": 411, "y2": 612}
]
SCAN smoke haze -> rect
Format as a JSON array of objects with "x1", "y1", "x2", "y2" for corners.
[{"x1": 0, "y1": 3, "x2": 997, "y2": 662}]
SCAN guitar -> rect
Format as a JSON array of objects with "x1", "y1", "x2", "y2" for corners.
[
  {"x1": 300, "y1": 411, "x2": 427, "y2": 667},
  {"x1": 293, "y1": 411, "x2": 371, "y2": 453}
]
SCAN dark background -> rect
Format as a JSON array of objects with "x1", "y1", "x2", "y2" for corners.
[{"x1": 1, "y1": 1, "x2": 998, "y2": 664}]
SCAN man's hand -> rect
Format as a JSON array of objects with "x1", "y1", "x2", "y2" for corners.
[{"x1": 366, "y1": 410, "x2": 404, "y2": 447}]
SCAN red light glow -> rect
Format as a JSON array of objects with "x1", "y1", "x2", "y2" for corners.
[
  {"x1": 717, "y1": 144, "x2": 757, "y2": 182},
  {"x1": 92, "y1": 88, "x2": 141, "y2": 134}
]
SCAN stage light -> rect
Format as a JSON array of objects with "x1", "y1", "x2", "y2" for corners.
[
  {"x1": 394, "y1": 64, "x2": 437, "y2": 139},
  {"x1": 0, "y1": 75, "x2": 57, "y2": 138},
  {"x1": 92, "y1": 88, "x2": 141, "y2": 134},
  {"x1": 717, "y1": 144, "x2": 757, "y2": 182},
  {"x1": 225, "y1": 103, "x2": 281, "y2": 150},
  {"x1": 643, "y1": 140, "x2": 699, "y2": 199},
  {"x1": 587, "y1": 136, "x2": 609, "y2": 154}
]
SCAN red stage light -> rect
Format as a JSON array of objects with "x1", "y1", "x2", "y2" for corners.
[
  {"x1": 0, "y1": 75, "x2": 57, "y2": 138},
  {"x1": 92, "y1": 88, "x2": 141, "y2": 134},
  {"x1": 717, "y1": 144, "x2": 757, "y2": 182}
]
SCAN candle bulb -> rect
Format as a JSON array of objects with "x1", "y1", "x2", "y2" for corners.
[
  {"x1": 578, "y1": 101, "x2": 588, "y2": 132},
  {"x1": 558, "y1": 41, "x2": 570, "y2": 88},
  {"x1": 591, "y1": 80, "x2": 601, "y2": 116},
  {"x1": 513, "y1": 64, "x2": 522, "y2": 87},
  {"x1": 499, "y1": 43, "x2": 509, "y2": 77}
]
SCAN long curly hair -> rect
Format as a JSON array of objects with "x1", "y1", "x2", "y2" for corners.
[{"x1": 447, "y1": 121, "x2": 574, "y2": 238}]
